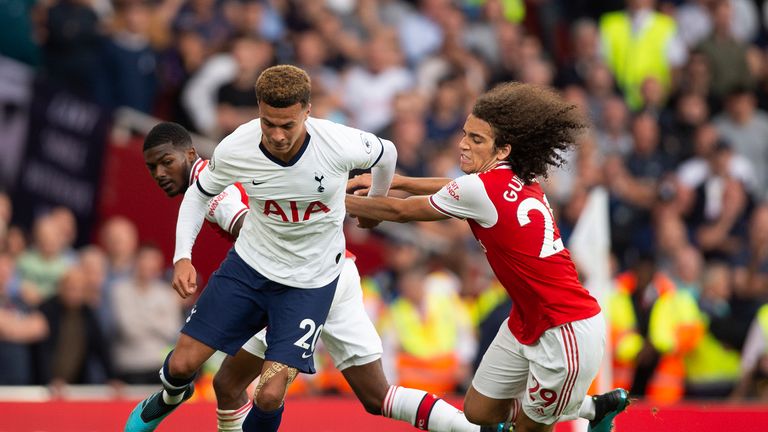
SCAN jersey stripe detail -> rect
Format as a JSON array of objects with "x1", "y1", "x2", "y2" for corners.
[
  {"x1": 227, "y1": 208, "x2": 249, "y2": 234},
  {"x1": 196, "y1": 180, "x2": 217, "y2": 197},
  {"x1": 428, "y1": 196, "x2": 465, "y2": 220},
  {"x1": 368, "y1": 137, "x2": 386, "y2": 169}
]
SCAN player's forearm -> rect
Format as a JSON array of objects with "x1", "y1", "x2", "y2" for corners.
[
  {"x1": 367, "y1": 139, "x2": 397, "y2": 197},
  {"x1": 346, "y1": 194, "x2": 410, "y2": 222},
  {"x1": 393, "y1": 175, "x2": 451, "y2": 195},
  {"x1": 173, "y1": 184, "x2": 210, "y2": 263}
]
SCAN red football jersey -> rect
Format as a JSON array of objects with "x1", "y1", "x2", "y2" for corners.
[
  {"x1": 429, "y1": 161, "x2": 600, "y2": 344},
  {"x1": 189, "y1": 158, "x2": 249, "y2": 242}
]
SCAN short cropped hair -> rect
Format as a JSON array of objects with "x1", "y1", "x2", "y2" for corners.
[
  {"x1": 472, "y1": 82, "x2": 587, "y2": 183},
  {"x1": 255, "y1": 65, "x2": 311, "y2": 108},
  {"x1": 143, "y1": 122, "x2": 193, "y2": 151}
]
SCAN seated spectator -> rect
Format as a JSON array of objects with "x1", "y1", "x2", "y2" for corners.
[
  {"x1": 683, "y1": 141, "x2": 752, "y2": 261},
  {"x1": 16, "y1": 215, "x2": 75, "y2": 306},
  {"x1": 0, "y1": 252, "x2": 48, "y2": 385},
  {"x1": 215, "y1": 36, "x2": 273, "y2": 137},
  {"x1": 31, "y1": 265, "x2": 114, "y2": 385},
  {"x1": 111, "y1": 245, "x2": 182, "y2": 384}
]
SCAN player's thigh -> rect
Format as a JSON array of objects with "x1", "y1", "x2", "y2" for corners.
[
  {"x1": 464, "y1": 385, "x2": 516, "y2": 425},
  {"x1": 263, "y1": 276, "x2": 338, "y2": 374},
  {"x1": 471, "y1": 319, "x2": 530, "y2": 400},
  {"x1": 321, "y1": 261, "x2": 383, "y2": 371},
  {"x1": 181, "y1": 249, "x2": 270, "y2": 356},
  {"x1": 521, "y1": 313, "x2": 605, "y2": 425}
]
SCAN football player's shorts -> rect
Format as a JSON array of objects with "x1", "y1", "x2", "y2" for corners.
[
  {"x1": 182, "y1": 248, "x2": 337, "y2": 374},
  {"x1": 241, "y1": 258, "x2": 383, "y2": 371},
  {"x1": 472, "y1": 313, "x2": 605, "y2": 425}
]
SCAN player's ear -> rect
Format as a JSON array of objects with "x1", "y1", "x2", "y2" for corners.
[
  {"x1": 186, "y1": 146, "x2": 197, "y2": 163},
  {"x1": 304, "y1": 103, "x2": 311, "y2": 117},
  {"x1": 496, "y1": 143, "x2": 511, "y2": 161}
]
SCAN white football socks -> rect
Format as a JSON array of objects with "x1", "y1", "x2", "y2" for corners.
[
  {"x1": 216, "y1": 401, "x2": 252, "y2": 431},
  {"x1": 382, "y1": 385, "x2": 481, "y2": 432}
]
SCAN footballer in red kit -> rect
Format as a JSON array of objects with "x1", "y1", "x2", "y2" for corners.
[{"x1": 346, "y1": 82, "x2": 629, "y2": 432}]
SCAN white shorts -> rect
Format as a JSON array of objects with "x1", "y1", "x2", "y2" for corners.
[
  {"x1": 472, "y1": 313, "x2": 605, "y2": 425},
  {"x1": 241, "y1": 259, "x2": 383, "y2": 371}
]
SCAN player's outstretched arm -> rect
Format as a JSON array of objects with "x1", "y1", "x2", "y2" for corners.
[
  {"x1": 346, "y1": 194, "x2": 448, "y2": 224},
  {"x1": 348, "y1": 174, "x2": 451, "y2": 196},
  {"x1": 172, "y1": 183, "x2": 212, "y2": 297}
]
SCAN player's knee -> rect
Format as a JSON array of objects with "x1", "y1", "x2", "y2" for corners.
[
  {"x1": 167, "y1": 351, "x2": 199, "y2": 379},
  {"x1": 254, "y1": 383, "x2": 286, "y2": 412},
  {"x1": 212, "y1": 370, "x2": 247, "y2": 405}
]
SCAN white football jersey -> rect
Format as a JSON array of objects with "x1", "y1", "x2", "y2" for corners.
[{"x1": 195, "y1": 117, "x2": 389, "y2": 288}]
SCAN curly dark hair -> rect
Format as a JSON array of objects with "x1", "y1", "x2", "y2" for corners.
[
  {"x1": 472, "y1": 82, "x2": 587, "y2": 183},
  {"x1": 143, "y1": 122, "x2": 192, "y2": 151},
  {"x1": 255, "y1": 65, "x2": 311, "y2": 108}
]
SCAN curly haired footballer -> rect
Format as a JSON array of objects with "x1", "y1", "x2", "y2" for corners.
[
  {"x1": 255, "y1": 64, "x2": 311, "y2": 108},
  {"x1": 472, "y1": 82, "x2": 588, "y2": 183}
]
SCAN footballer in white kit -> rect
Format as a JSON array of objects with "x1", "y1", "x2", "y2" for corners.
[{"x1": 175, "y1": 115, "x2": 394, "y2": 372}]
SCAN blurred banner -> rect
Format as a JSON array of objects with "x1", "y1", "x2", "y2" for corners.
[
  {"x1": 0, "y1": 56, "x2": 33, "y2": 188},
  {"x1": 3, "y1": 56, "x2": 111, "y2": 246}
]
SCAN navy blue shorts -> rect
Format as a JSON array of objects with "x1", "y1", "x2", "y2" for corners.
[{"x1": 181, "y1": 249, "x2": 337, "y2": 374}]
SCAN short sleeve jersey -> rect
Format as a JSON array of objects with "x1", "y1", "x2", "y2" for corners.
[
  {"x1": 195, "y1": 117, "x2": 386, "y2": 288},
  {"x1": 429, "y1": 161, "x2": 601, "y2": 344}
]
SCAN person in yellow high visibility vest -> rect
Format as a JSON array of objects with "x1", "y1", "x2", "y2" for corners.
[
  {"x1": 599, "y1": 0, "x2": 688, "y2": 110},
  {"x1": 380, "y1": 268, "x2": 476, "y2": 396},
  {"x1": 608, "y1": 255, "x2": 704, "y2": 403}
]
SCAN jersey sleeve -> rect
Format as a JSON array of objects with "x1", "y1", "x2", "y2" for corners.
[
  {"x1": 195, "y1": 140, "x2": 238, "y2": 198},
  {"x1": 330, "y1": 121, "x2": 389, "y2": 172},
  {"x1": 428, "y1": 174, "x2": 498, "y2": 227},
  {"x1": 206, "y1": 183, "x2": 249, "y2": 235}
]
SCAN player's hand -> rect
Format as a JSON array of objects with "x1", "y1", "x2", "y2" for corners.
[
  {"x1": 355, "y1": 216, "x2": 381, "y2": 229},
  {"x1": 172, "y1": 259, "x2": 198, "y2": 299},
  {"x1": 347, "y1": 174, "x2": 372, "y2": 195}
]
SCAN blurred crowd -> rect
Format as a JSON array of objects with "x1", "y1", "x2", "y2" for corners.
[{"x1": 4, "y1": 0, "x2": 768, "y2": 404}]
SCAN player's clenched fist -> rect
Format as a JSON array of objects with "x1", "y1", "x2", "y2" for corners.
[{"x1": 172, "y1": 259, "x2": 198, "y2": 298}]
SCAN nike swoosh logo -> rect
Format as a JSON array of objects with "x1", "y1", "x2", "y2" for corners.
[
  {"x1": 301, "y1": 352, "x2": 313, "y2": 359},
  {"x1": 252, "y1": 180, "x2": 266, "y2": 185}
]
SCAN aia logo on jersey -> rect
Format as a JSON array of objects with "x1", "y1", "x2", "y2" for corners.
[
  {"x1": 314, "y1": 172, "x2": 325, "y2": 192},
  {"x1": 263, "y1": 200, "x2": 330, "y2": 222}
]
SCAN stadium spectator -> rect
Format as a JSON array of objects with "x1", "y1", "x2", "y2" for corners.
[
  {"x1": 112, "y1": 244, "x2": 181, "y2": 384},
  {"x1": 733, "y1": 302, "x2": 768, "y2": 399},
  {"x1": 713, "y1": 86, "x2": 768, "y2": 202},
  {"x1": 381, "y1": 267, "x2": 475, "y2": 395},
  {"x1": 41, "y1": 0, "x2": 102, "y2": 97},
  {"x1": 94, "y1": 0, "x2": 158, "y2": 113},
  {"x1": 596, "y1": 95, "x2": 633, "y2": 157},
  {"x1": 0, "y1": 252, "x2": 48, "y2": 385},
  {"x1": 215, "y1": 36, "x2": 272, "y2": 137},
  {"x1": 694, "y1": 0, "x2": 753, "y2": 103},
  {"x1": 609, "y1": 255, "x2": 703, "y2": 403},
  {"x1": 599, "y1": 0, "x2": 687, "y2": 110},
  {"x1": 341, "y1": 29, "x2": 414, "y2": 134},
  {"x1": 684, "y1": 262, "x2": 742, "y2": 398},
  {"x1": 31, "y1": 265, "x2": 114, "y2": 385},
  {"x1": 16, "y1": 215, "x2": 75, "y2": 306}
]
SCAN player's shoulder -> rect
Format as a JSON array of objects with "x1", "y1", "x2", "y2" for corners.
[{"x1": 216, "y1": 119, "x2": 262, "y2": 155}]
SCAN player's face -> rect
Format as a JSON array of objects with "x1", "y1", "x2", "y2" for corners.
[
  {"x1": 259, "y1": 101, "x2": 310, "y2": 162},
  {"x1": 458, "y1": 114, "x2": 510, "y2": 174},
  {"x1": 144, "y1": 143, "x2": 196, "y2": 197}
]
